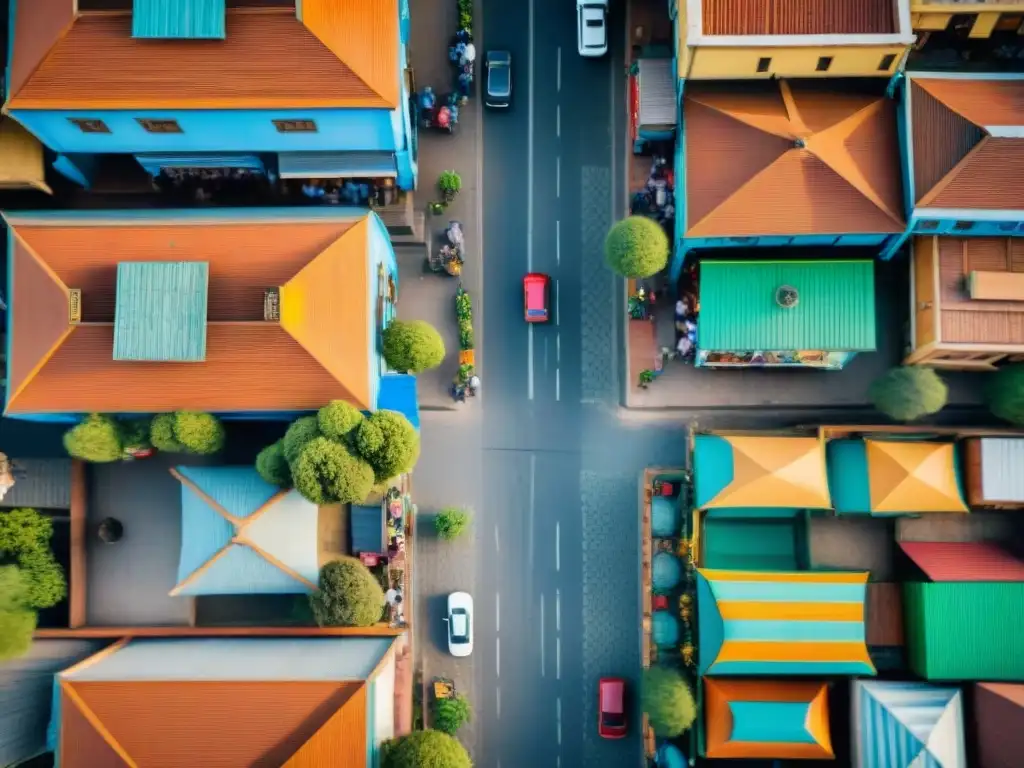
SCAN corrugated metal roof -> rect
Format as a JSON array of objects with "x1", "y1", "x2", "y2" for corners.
[
  {"x1": 904, "y1": 581, "x2": 1024, "y2": 681},
  {"x1": 113, "y1": 262, "x2": 209, "y2": 362},
  {"x1": 132, "y1": 0, "x2": 226, "y2": 40},
  {"x1": 900, "y1": 542, "x2": 1024, "y2": 582},
  {"x1": 0, "y1": 459, "x2": 72, "y2": 509},
  {"x1": 701, "y1": 0, "x2": 898, "y2": 35},
  {"x1": 278, "y1": 151, "x2": 398, "y2": 179},
  {"x1": 698, "y1": 260, "x2": 876, "y2": 351},
  {"x1": 978, "y1": 438, "x2": 1024, "y2": 503},
  {"x1": 637, "y1": 59, "x2": 676, "y2": 127},
  {"x1": 351, "y1": 504, "x2": 385, "y2": 554}
]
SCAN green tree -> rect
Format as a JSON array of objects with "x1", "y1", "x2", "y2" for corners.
[
  {"x1": 119, "y1": 419, "x2": 152, "y2": 454},
  {"x1": 309, "y1": 557, "x2": 386, "y2": 627},
  {"x1": 987, "y1": 364, "x2": 1024, "y2": 425},
  {"x1": 0, "y1": 566, "x2": 36, "y2": 662},
  {"x1": 604, "y1": 216, "x2": 670, "y2": 278},
  {"x1": 283, "y1": 415, "x2": 322, "y2": 466},
  {"x1": 0, "y1": 508, "x2": 67, "y2": 611},
  {"x1": 318, "y1": 401, "x2": 366, "y2": 442},
  {"x1": 869, "y1": 366, "x2": 948, "y2": 422},
  {"x1": 642, "y1": 665, "x2": 697, "y2": 738},
  {"x1": 172, "y1": 412, "x2": 225, "y2": 454},
  {"x1": 354, "y1": 410, "x2": 420, "y2": 483},
  {"x1": 63, "y1": 414, "x2": 124, "y2": 462},
  {"x1": 16, "y1": 549, "x2": 66, "y2": 610},
  {"x1": 150, "y1": 413, "x2": 184, "y2": 453},
  {"x1": 0, "y1": 507, "x2": 54, "y2": 555},
  {"x1": 382, "y1": 320, "x2": 446, "y2": 373},
  {"x1": 435, "y1": 507, "x2": 471, "y2": 541},
  {"x1": 255, "y1": 441, "x2": 292, "y2": 488},
  {"x1": 433, "y1": 694, "x2": 472, "y2": 735},
  {"x1": 292, "y1": 438, "x2": 375, "y2": 505},
  {"x1": 381, "y1": 730, "x2": 472, "y2": 768}
]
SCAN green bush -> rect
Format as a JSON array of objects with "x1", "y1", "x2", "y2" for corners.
[
  {"x1": 353, "y1": 410, "x2": 420, "y2": 483},
  {"x1": 16, "y1": 549, "x2": 66, "y2": 610},
  {"x1": 172, "y1": 412, "x2": 225, "y2": 454},
  {"x1": 0, "y1": 508, "x2": 67, "y2": 611},
  {"x1": 63, "y1": 414, "x2": 124, "y2": 462},
  {"x1": 458, "y1": 322, "x2": 474, "y2": 351},
  {"x1": 455, "y1": 288, "x2": 472, "y2": 323},
  {"x1": 869, "y1": 366, "x2": 948, "y2": 422},
  {"x1": 292, "y1": 437, "x2": 375, "y2": 505},
  {"x1": 0, "y1": 507, "x2": 54, "y2": 555},
  {"x1": 309, "y1": 557, "x2": 386, "y2": 627},
  {"x1": 119, "y1": 419, "x2": 152, "y2": 453},
  {"x1": 382, "y1": 320, "x2": 446, "y2": 373},
  {"x1": 282, "y1": 415, "x2": 322, "y2": 466},
  {"x1": 435, "y1": 507, "x2": 471, "y2": 541},
  {"x1": 604, "y1": 216, "x2": 670, "y2": 278},
  {"x1": 987, "y1": 364, "x2": 1024, "y2": 425},
  {"x1": 642, "y1": 665, "x2": 697, "y2": 738},
  {"x1": 0, "y1": 566, "x2": 35, "y2": 662},
  {"x1": 381, "y1": 730, "x2": 472, "y2": 768},
  {"x1": 255, "y1": 441, "x2": 292, "y2": 488},
  {"x1": 150, "y1": 413, "x2": 184, "y2": 453},
  {"x1": 433, "y1": 694, "x2": 472, "y2": 735},
  {"x1": 438, "y1": 170, "x2": 462, "y2": 198},
  {"x1": 318, "y1": 401, "x2": 366, "y2": 442}
]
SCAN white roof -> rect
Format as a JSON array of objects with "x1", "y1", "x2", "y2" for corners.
[{"x1": 979, "y1": 438, "x2": 1024, "y2": 503}]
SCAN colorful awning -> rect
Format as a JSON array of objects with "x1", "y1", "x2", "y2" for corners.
[
  {"x1": 694, "y1": 435, "x2": 832, "y2": 510},
  {"x1": 705, "y1": 679, "x2": 833, "y2": 760},
  {"x1": 697, "y1": 568, "x2": 875, "y2": 677}
]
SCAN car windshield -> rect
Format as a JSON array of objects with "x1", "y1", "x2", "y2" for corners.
[
  {"x1": 586, "y1": 19, "x2": 603, "y2": 27},
  {"x1": 602, "y1": 711, "x2": 626, "y2": 728},
  {"x1": 489, "y1": 65, "x2": 510, "y2": 96},
  {"x1": 450, "y1": 608, "x2": 470, "y2": 643}
]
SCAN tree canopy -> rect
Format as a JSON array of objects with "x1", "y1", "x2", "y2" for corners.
[
  {"x1": 171, "y1": 411, "x2": 226, "y2": 454},
  {"x1": 0, "y1": 508, "x2": 67, "y2": 611},
  {"x1": 433, "y1": 694, "x2": 472, "y2": 735},
  {"x1": 355, "y1": 410, "x2": 420, "y2": 482},
  {"x1": 255, "y1": 440, "x2": 292, "y2": 488},
  {"x1": 318, "y1": 401, "x2": 366, "y2": 442},
  {"x1": 869, "y1": 366, "x2": 948, "y2": 422},
  {"x1": 604, "y1": 216, "x2": 669, "y2": 279},
  {"x1": 282, "y1": 415, "x2": 323, "y2": 466},
  {"x1": 381, "y1": 730, "x2": 472, "y2": 768},
  {"x1": 382, "y1": 320, "x2": 446, "y2": 373},
  {"x1": 0, "y1": 566, "x2": 36, "y2": 662},
  {"x1": 292, "y1": 438, "x2": 375, "y2": 505},
  {"x1": 987, "y1": 364, "x2": 1024, "y2": 426},
  {"x1": 642, "y1": 665, "x2": 697, "y2": 738},
  {"x1": 435, "y1": 507, "x2": 471, "y2": 541},
  {"x1": 63, "y1": 414, "x2": 124, "y2": 462},
  {"x1": 309, "y1": 557, "x2": 385, "y2": 628}
]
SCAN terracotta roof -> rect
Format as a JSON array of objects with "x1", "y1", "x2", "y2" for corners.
[
  {"x1": 6, "y1": 3, "x2": 399, "y2": 109},
  {"x1": 701, "y1": 0, "x2": 898, "y2": 36},
  {"x1": 684, "y1": 80, "x2": 904, "y2": 238},
  {"x1": 900, "y1": 542, "x2": 1024, "y2": 582},
  {"x1": 910, "y1": 77, "x2": 1024, "y2": 210},
  {"x1": 60, "y1": 680, "x2": 366, "y2": 767},
  {"x1": 5, "y1": 212, "x2": 380, "y2": 414}
]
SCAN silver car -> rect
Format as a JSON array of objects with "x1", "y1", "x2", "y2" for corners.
[{"x1": 445, "y1": 591, "x2": 474, "y2": 657}]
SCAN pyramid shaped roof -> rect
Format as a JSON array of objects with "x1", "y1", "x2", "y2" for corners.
[
  {"x1": 907, "y1": 74, "x2": 1024, "y2": 211},
  {"x1": 866, "y1": 440, "x2": 968, "y2": 514},
  {"x1": 853, "y1": 680, "x2": 965, "y2": 768},
  {"x1": 683, "y1": 80, "x2": 904, "y2": 238}
]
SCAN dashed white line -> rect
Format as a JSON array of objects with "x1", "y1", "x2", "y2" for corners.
[
  {"x1": 496, "y1": 636, "x2": 501, "y2": 678},
  {"x1": 556, "y1": 636, "x2": 562, "y2": 680},
  {"x1": 556, "y1": 105, "x2": 561, "y2": 138},
  {"x1": 497, "y1": 686, "x2": 502, "y2": 719},
  {"x1": 556, "y1": 588, "x2": 561, "y2": 632},
  {"x1": 555, "y1": 279, "x2": 561, "y2": 325},
  {"x1": 555, "y1": 219, "x2": 561, "y2": 265},
  {"x1": 556, "y1": 333, "x2": 561, "y2": 363},
  {"x1": 556, "y1": 46, "x2": 561, "y2": 92},
  {"x1": 540, "y1": 593, "x2": 546, "y2": 676},
  {"x1": 556, "y1": 156, "x2": 561, "y2": 198},
  {"x1": 555, "y1": 522, "x2": 561, "y2": 572},
  {"x1": 556, "y1": 368, "x2": 560, "y2": 401},
  {"x1": 494, "y1": 523, "x2": 500, "y2": 554},
  {"x1": 496, "y1": 592, "x2": 500, "y2": 633},
  {"x1": 556, "y1": 698, "x2": 563, "y2": 746}
]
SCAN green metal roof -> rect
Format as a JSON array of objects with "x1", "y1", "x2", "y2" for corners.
[
  {"x1": 132, "y1": 0, "x2": 226, "y2": 40},
  {"x1": 698, "y1": 260, "x2": 877, "y2": 352},
  {"x1": 113, "y1": 262, "x2": 209, "y2": 362}
]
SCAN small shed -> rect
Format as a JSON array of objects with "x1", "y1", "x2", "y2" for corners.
[
  {"x1": 0, "y1": 116, "x2": 51, "y2": 194},
  {"x1": 350, "y1": 503, "x2": 386, "y2": 556},
  {"x1": 631, "y1": 58, "x2": 676, "y2": 151},
  {"x1": 964, "y1": 437, "x2": 1024, "y2": 508},
  {"x1": 974, "y1": 683, "x2": 1024, "y2": 768}
]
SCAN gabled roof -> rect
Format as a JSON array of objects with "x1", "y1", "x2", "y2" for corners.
[
  {"x1": 908, "y1": 74, "x2": 1024, "y2": 211},
  {"x1": 172, "y1": 466, "x2": 320, "y2": 596},
  {"x1": 900, "y1": 542, "x2": 1024, "y2": 583},
  {"x1": 700, "y1": 0, "x2": 899, "y2": 36},
  {"x1": 6, "y1": 1, "x2": 399, "y2": 109},
  {"x1": 57, "y1": 637, "x2": 395, "y2": 768},
  {"x1": 4, "y1": 209, "x2": 384, "y2": 415},
  {"x1": 684, "y1": 80, "x2": 905, "y2": 237}
]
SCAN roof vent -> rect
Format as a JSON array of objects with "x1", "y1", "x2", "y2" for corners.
[
  {"x1": 264, "y1": 289, "x2": 280, "y2": 322},
  {"x1": 775, "y1": 285, "x2": 799, "y2": 309},
  {"x1": 69, "y1": 289, "x2": 82, "y2": 324}
]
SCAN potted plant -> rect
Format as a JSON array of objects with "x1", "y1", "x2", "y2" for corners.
[
  {"x1": 638, "y1": 369, "x2": 656, "y2": 389},
  {"x1": 438, "y1": 170, "x2": 462, "y2": 203}
]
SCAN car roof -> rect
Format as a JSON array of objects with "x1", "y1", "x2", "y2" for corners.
[
  {"x1": 600, "y1": 678, "x2": 624, "y2": 712},
  {"x1": 488, "y1": 50, "x2": 511, "y2": 64},
  {"x1": 452, "y1": 613, "x2": 469, "y2": 635}
]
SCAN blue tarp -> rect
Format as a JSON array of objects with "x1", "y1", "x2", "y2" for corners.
[{"x1": 378, "y1": 374, "x2": 420, "y2": 428}]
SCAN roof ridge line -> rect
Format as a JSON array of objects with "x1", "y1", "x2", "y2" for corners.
[
  {"x1": 912, "y1": 79, "x2": 986, "y2": 133},
  {"x1": 297, "y1": 8, "x2": 392, "y2": 105},
  {"x1": 170, "y1": 467, "x2": 244, "y2": 526},
  {"x1": 238, "y1": 489, "x2": 291, "y2": 531},
  {"x1": 6, "y1": 12, "x2": 80, "y2": 105},
  {"x1": 61, "y1": 680, "x2": 140, "y2": 768},
  {"x1": 917, "y1": 135, "x2": 991, "y2": 208},
  {"x1": 169, "y1": 542, "x2": 235, "y2": 596},
  {"x1": 685, "y1": 152, "x2": 789, "y2": 236},
  {"x1": 685, "y1": 92, "x2": 796, "y2": 140},
  {"x1": 243, "y1": 538, "x2": 318, "y2": 590}
]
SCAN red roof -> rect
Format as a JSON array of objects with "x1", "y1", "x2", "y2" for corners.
[{"x1": 900, "y1": 542, "x2": 1024, "y2": 582}]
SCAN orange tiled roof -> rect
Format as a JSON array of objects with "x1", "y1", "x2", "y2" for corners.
[
  {"x1": 5, "y1": 213, "x2": 378, "y2": 414},
  {"x1": 701, "y1": 0, "x2": 898, "y2": 36},
  {"x1": 60, "y1": 679, "x2": 367, "y2": 767},
  {"x1": 6, "y1": 2, "x2": 399, "y2": 109},
  {"x1": 684, "y1": 80, "x2": 905, "y2": 238},
  {"x1": 910, "y1": 77, "x2": 1024, "y2": 211}
]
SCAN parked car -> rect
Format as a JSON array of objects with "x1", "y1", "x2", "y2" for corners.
[
  {"x1": 523, "y1": 272, "x2": 551, "y2": 323},
  {"x1": 485, "y1": 50, "x2": 512, "y2": 108},
  {"x1": 445, "y1": 591, "x2": 474, "y2": 657},
  {"x1": 577, "y1": 0, "x2": 609, "y2": 58},
  {"x1": 598, "y1": 677, "x2": 627, "y2": 739}
]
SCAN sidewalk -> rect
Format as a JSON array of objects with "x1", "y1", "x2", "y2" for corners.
[{"x1": 401, "y1": 0, "x2": 484, "y2": 410}]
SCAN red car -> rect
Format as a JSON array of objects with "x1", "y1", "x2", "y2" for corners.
[
  {"x1": 523, "y1": 272, "x2": 550, "y2": 323},
  {"x1": 598, "y1": 677, "x2": 627, "y2": 739}
]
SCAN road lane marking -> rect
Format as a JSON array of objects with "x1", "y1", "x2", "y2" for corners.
[
  {"x1": 556, "y1": 105, "x2": 561, "y2": 138},
  {"x1": 496, "y1": 591, "x2": 500, "y2": 633},
  {"x1": 556, "y1": 368, "x2": 560, "y2": 401},
  {"x1": 556, "y1": 698, "x2": 562, "y2": 746},
  {"x1": 556, "y1": 588, "x2": 561, "y2": 632},
  {"x1": 527, "y1": 323, "x2": 535, "y2": 399},
  {"x1": 540, "y1": 593, "x2": 546, "y2": 676},
  {"x1": 494, "y1": 523, "x2": 500, "y2": 554},
  {"x1": 496, "y1": 636, "x2": 500, "y2": 678},
  {"x1": 527, "y1": 0, "x2": 535, "y2": 272},
  {"x1": 556, "y1": 636, "x2": 562, "y2": 680},
  {"x1": 555, "y1": 279, "x2": 560, "y2": 325},
  {"x1": 555, "y1": 219, "x2": 561, "y2": 265},
  {"x1": 497, "y1": 686, "x2": 501, "y2": 719},
  {"x1": 544, "y1": 336, "x2": 549, "y2": 371},
  {"x1": 556, "y1": 333, "x2": 561, "y2": 363},
  {"x1": 528, "y1": 454, "x2": 536, "y2": 573},
  {"x1": 556, "y1": 156, "x2": 561, "y2": 199},
  {"x1": 555, "y1": 522, "x2": 561, "y2": 572},
  {"x1": 557, "y1": 46, "x2": 561, "y2": 92}
]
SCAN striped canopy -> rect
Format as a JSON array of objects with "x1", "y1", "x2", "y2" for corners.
[
  {"x1": 697, "y1": 568, "x2": 875, "y2": 677},
  {"x1": 705, "y1": 679, "x2": 833, "y2": 760}
]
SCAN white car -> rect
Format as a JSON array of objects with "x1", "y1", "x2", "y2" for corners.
[
  {"x1": 445, "y1": 591, "x2": 473, "y2": 657},
  {"x1": 577, "y1": 0, "x2": 609, "y2": 58}
]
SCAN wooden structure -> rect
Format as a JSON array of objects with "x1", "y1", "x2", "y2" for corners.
[
  {"x1": 907, "y1": 236, "x2": 1024, "y2": 370},
  {"x1": 0, "y1": 117, "x2": 51, "y2": 194},
  {"x1": 964, "y1": 437, "x2": 1024, "y2": 508},
  {"x1": 912, "y1": 1, "x2": 1024, "y2": 41}
]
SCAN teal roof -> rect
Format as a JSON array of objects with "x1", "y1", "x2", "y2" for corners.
[
  {"x1": 132, "y1": 0, "x2": 226, "y2": 39},
  {"x1": 113, "y1": 262, "x2": 209, "y2": 362},
  {"x1": 698, "y1": 260, "x2": 877, "y2": 352}
]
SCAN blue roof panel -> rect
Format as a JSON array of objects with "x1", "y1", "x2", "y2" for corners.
[
  {"x1": 132, "y1": 0, "x2": 226, "y2": 39},
  {"x1": 113, "y1": 262, "x2": 209, "y2": 362}
]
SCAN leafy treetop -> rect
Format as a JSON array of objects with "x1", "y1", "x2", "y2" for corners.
[
  {"x1": 869, "y1": 366, "x2": 948, "y2": 422},
  {"x1": 604, "y1": 216, "x2": 669, "y2": 279},
  {"x1": 381, "y1": 730, "x2": 472, "y2": 768},
  {"x1": 309, "y1": 557, "x2": 385, "y2": 628}
]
